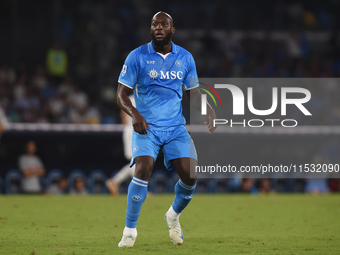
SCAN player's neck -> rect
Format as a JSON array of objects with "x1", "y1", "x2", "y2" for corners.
[{"x1": 153, "y1": 41, "x2": 172, "y2": 55}]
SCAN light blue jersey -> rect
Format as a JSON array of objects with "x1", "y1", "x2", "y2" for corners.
[{"x1": 118, "y1": 41, "x2": 199, "y2": 130}]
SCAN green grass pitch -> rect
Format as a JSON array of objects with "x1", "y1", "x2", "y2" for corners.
[{"x1": 0, "y1": 194, "x2": 339, "y2": 255}]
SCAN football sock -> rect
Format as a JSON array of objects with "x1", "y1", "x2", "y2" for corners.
[
  {"x1": 167, "y1": 205, "x2": 180, "y2": 219},
  {"x1": 123, "y1": 226, "x2": 137, "y2": 236},
  {"x1": 171, "y1": 179, "x2": 196, "y2": 216},
  {"x1": 113, "y1": 164, "x2": 135, "y2": 186},
  {"x1": 125, "y1": 177, "x2": 148, "y2": 228}
]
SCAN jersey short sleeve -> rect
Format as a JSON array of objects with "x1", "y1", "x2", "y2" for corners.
[
  {"x1": 183, "y1": 53, "x2": 199, "y2": 91},
  {"x1": 118, "y1": 51, "x2": 139, "y2": 89}
]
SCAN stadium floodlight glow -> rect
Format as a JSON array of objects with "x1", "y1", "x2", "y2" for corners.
[{"x1": 201, "y1": 84, "x2": 312, "y2": 116}]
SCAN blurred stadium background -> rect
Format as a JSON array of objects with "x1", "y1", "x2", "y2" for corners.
[{"x1": 1, "y1": 0, "x2": 340, "y2": 195}]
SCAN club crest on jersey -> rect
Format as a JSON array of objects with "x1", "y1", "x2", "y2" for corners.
[
  {"x1": 175, "y1": 60, "x2": 182, "y2": 67},
  {"x1": 148, "y1": 69, "x2": 159, "y2": 79}
]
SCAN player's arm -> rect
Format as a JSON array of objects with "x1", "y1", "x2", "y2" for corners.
[
  {"x1": 21, "y1": 169, "x2": 34, "y2": 177},
  {"x1": 0, "y1": 124, "x2": 5, "y2": 134},
  {"x1": 117, "y1": 83, "x2": 150, "y2": 135},
  {"x1": 120, "y1": 110, "x2": 128, "y2": 125},
  {"x1": 19, "y1": 157, "x2": 46, "y2": 177},
  {"x1": 34, "y1": 167, "x2": 46, "y2": 176},
  {"x1": 21, "y1": 164, "x2": 46, "y2": 177},
  {"x1": 21, "y1": 168, "x2": 45, "y2": 177},
  {"x1": 186, "y1": 88, "x2": 216, "y2": 133}
]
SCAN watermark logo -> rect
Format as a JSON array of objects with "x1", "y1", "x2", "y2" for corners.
[
  {"x1": 199, "y1": 83, "x2": 312, "y2": 127},
  {"x1": 199, "y1": 82, "x2": 223, "y2": 115}
]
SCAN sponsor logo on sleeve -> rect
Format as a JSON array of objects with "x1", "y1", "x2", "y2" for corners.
[{"x1": 121, "y1": 65, "x2": 127, "y2": 76}]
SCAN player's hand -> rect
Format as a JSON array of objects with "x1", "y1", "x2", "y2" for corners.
[
  {"x1": 204, "y1": 107, "x2": 216, "y2": 133},
  {"x1": 132, "y1": 111, "x2": 150, "y2": 135}
]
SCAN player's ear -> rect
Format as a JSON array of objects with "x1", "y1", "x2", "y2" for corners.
[{"x1": 171, "y1": 26, "x2": 175, "y2": 34}]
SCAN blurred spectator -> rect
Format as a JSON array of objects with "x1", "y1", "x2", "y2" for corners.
[
  {"x1": 305, "y1": 179, "x2": 329, "y2": 194},
  {"x1": 2, "y1": 67, "x2": 94, "y2": 123},
  {"x1": 69, "y1": 85, "x2": 88, "y2": 111},
  {"x1": 46, "y1": 42, "x2": 68, "y2": 85},
  {"x1": 286, "y1": 31, "x2": 302, "y2": 60},
  {"x1": 83, "y1": 106, "x2": 101, "y2": 124},
  {"x1": 0, "y1": 103, "x2": 9, "y2": 139},
  {"x1": 305, "y1": 140, "x2": 339, "y2": 194},
  {"x1": 58, "y1": 75, "x2": 74, "y2": 96},
  {"x1": 106, "y1": 95, "x2": 135, "y2": 195},
  {"x1": 259, "y1": 178, "x2": 275, "y2": 194},
  {"x1": 31, "y1": 67, "x2": 49, "y2": 90},
  {"x1": 329, "y1": 179, "x2": 340, "y2": 192},
  {"x1": 46, "y1": 177, "x2": 68, "y2": 195},
  {"x1": 69, "y1": 107, "x2": 86, "y2": 124},
  {"x1": 15, "y1": 87, "x2": 41, "y2": 123},
  {"x1": 70, "y1": 177, "x2": 88, "y2": 195},
  {"x1": 240, "y1": 178, "x2": 258, "y2": 194},
  {"x1": 13, "y1": 74, "x2": 27, "y2": 101},
  {"x1": 48, "y1": 93, "x2": 66, "y2": 122},
  {"x1": 18, "y1": 141, "x2": 46, "y2": 194}
]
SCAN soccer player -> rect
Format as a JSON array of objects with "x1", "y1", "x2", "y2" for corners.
[
  {"x1": 106, "y1": 95, "x2": 136, "y2": 195},
  {"x1": 117, "y1": 11, "x2": 216, "y2": 247}
]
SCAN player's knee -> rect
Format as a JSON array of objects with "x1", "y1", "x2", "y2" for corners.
[
  {"x1": 134, "y1": 156, "x2": 154, "y2": 181},
  {"x1": 135, "y1": 171, "x2": 152, "y2": 181},
  {"x1": 181, "y1": 177, "x2": 197, "y2": 186},
  {"x1": 134, "y1": 164, "x2": 153, "y2": 181}
]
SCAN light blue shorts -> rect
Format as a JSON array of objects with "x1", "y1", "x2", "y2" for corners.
[{"x1": 130, "y1": 125, "x2": 197, "y2": 170}]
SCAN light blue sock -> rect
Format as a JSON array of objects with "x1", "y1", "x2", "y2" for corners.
[
  {"x1": 172, "y1": 179, "x2": 196, "y2": 214},
  {"x1": 125, "y1": 177, "x2": 148, "y2": 228}
]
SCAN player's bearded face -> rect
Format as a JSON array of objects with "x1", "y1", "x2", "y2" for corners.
[{"x1": 151, "y1": 31, "x2": 172, "y2": 48}]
